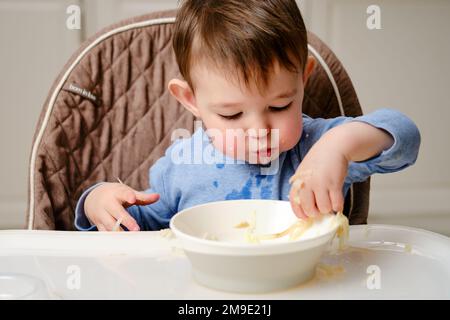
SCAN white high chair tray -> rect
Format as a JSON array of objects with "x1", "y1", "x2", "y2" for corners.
[{"x1": 0, "y1": 224, "x2": 449, "y2": 299}]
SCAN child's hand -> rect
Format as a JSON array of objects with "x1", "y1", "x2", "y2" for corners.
[
  {"x1": 84, "y1": 182, "x2": 160, "y2": 231},
  {"x1": 289, "y1": 141, "x2": 348, "y2": 219},
  {"x1": 289, "y1": 121, "x2": 394, "y2": 219}
]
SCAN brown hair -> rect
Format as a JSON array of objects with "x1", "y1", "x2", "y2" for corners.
[{"x1": 172, "y1": 0, "x2": 308, "y2": 92}]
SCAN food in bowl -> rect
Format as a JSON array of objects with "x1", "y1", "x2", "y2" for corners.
[
  {"x1": 237, "y1": 210, "x2": 348, "y2": 247},
  {"x1": 170, "y1": 200, "x2": 348, "y2": 293}
]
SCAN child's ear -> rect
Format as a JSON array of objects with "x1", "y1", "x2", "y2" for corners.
[
  {"x1": 302, "y1": 55, "x2": 316, "y2": 85},
  {"x1": 167, "y1": 79, "x2": 200, "y2": 117}
]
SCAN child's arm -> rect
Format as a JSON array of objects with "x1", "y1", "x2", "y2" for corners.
[
  {"x1": 290, "y1": 108, "x2": 421, "y2": 219},
  {"x1": 324, "y1": 121, "x2": 394, "y2": 163}
]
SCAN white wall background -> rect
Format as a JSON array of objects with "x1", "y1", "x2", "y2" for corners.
[
  {"x1": 0, "y1": 0, "x2": 449, "y2": 235},
  {"x1": 298, "y1": 0, "x2": 450, "y2": 235}
]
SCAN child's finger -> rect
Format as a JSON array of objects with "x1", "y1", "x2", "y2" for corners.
[
  {"x1": 100, "y1": 213, "x2": 123, "y2": 232},
  {"x1": 117, "y1": 187, "x2": 137, "y2": 205},
  {"x1": 289, "y1": 191, "x2": 308, "y2": 219},
  {"x1": 329, "y1": 188, "x2": 344, "y2": 213},
  {"x1": 97, "y1": 224, "x2": 107, "y2": 232},
  {"x1": 106, "y1": 203, "x2": 140, "y2": 231},
  {"x1": 293, "y1": 201, "x2": 308, "y2": 220},
  {"x1": 133, "y1": 192, "x2": 160, "y2": 206},
  {"x1": 299, "y1": 188, "x2": 320, "y2": 217},
  {"x1": 314, "y1": 188, "x2": 332, "y2": 214}
]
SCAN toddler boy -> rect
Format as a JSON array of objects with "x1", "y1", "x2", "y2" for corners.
[{"x1": 75, "y1": 0, "x2": 420, "y2": 231}]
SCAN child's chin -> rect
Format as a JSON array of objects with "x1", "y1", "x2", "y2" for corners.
[{"x1": 247, "y1": 153, "x2": 279, "y2": 165}]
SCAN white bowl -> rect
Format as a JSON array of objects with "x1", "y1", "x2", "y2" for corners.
[{"x1": 170, "y1": 199, "x2": 339, "y2": 293}]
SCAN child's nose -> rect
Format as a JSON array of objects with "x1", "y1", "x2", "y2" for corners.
[{"x1": 247, "y1": 128, "x2": 269, "y2": 139}]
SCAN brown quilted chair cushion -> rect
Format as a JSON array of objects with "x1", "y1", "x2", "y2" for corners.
[{"x1": 27, "y1": 10, "x2": 369, "y2": 230}]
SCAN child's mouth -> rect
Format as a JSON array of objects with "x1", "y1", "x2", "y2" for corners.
[{"x1": 255, "y1": 148, "x2": 272, "y2": 158}]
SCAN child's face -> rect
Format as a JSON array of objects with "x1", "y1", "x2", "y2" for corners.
[{"x1": 169, "y1": 57, "x2": 315, "y2": 164}]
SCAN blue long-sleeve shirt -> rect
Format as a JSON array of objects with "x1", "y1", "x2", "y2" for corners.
[{"x1": 74, "y1": 108, "x2": 421, "y2": 231}]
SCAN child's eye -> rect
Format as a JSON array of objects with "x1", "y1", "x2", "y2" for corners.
[
  {"x1": 219, "y1": 112, "x2": 243, "y2": 120},
  {"x1": 269, "y1": 101, "x2": 293, "y2": 112}
]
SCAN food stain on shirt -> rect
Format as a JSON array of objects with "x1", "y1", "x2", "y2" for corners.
[
  {"x1": 225, "y1": 174, "x2": 274, "y2": 200},
  {"x1": 225, "y1": 177, "x2": 253, "y2": 199},
  {"x1": 260, "y1": 175, "x2": 274, "y2": 199},
  {"x1": 255, "y1": 174, "x2": 265, "y2": 187}
]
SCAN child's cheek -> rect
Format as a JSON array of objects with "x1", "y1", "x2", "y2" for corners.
[
  {"x1": 211, "y1": 130, "x2": 247, "y2": 161},
  {"x1": 279, "y1": 116, "x2": 303, "y2": 152}
]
